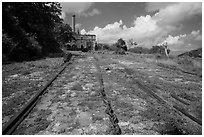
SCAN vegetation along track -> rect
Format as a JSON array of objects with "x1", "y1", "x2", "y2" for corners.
[
  {"x1": 94, "y1": 52, "x2": 201, "y2": 134},
  {"x1": 2, "y1": 53, "x2": 72, "y2": 135},
  {"x1": 3, "y1": 52, "x2": 124, "y2": 135},
  {"x1": 113, "y1": 59, "x2": 202, "y2": 129},
  {"x1": 2, "y1": 51, "x2": 202, "y2": 135}
]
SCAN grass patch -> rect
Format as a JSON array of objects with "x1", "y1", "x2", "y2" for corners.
[
  {"x1": 145, "y1": 54, "x2": 202, "y2": 76},
  {"x1": 177, "y1": 57, "x2": 202, "y2": 75},
  {"x1": 21, "y1": 70, "x2": 31, "y2": 75},
  {"x1": 71, "y1": 83, "x2": 83, "y2": 91},
  {"x1": 156, "y1": 59, "x2": 177, "y2": 70}
]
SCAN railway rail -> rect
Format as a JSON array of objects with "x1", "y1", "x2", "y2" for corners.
[
  {"x1": 93, "y1": 54, "x2": 121, "y2": 134},
  {"x1": 134, "y1": 79, "x2": 202, "y2": 126},
  {"x1": 2, "y1": 51, "x2": 202, "y2": 135},
  {"x1": 2, "y1": 53, "x2": 72, "y2": 135},
  {"x1": 2, "y1": 52, "x2": 122, "y2": 135},
  {"x1": 107, "y1": 56, "x2": 202, "y2": 127}
]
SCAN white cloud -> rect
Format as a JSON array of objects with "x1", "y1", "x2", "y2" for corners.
[
  {"x1": 61, "y1": 2, "x2": 94, "y2": 15},
  {"x1": 191, "y1": 30, "x2": 202, "y2": 41},
  {"x1": 81, "y1": 2, "x2": 202, "y2": 51},
  {"x1": 81, "y1": 15, "x2": 171, "y2": 47},
  {"x1": 159, "y1": 34, "x2": 186, "y2": 46},
  {"x1": 159, "y1": 30, "x2": 201, "y2": 51},
  {"x1": 81, "y1": 20, "x2": 125, "y2": 43},
  {"x1": 86, "y1": 8, "x2": 101, "y2": 16},
  {"x1": 75, "y1": 23, "x2": 82, "y2": 30},
  {"x1": 191, "y1": 30, "x2": 200, "y2": 36},
  {"x1": 153, "y1": 2, "x2": 202, "y2": 25},
  {"x1": 80, "y1": 29, "x2": 87, "y2": 35}
]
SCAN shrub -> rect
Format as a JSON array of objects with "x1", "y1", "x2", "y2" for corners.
[
  {"x1": 149, "y1": 46, "x2": 166, "y2": 55},
  {"x1": 115, "y1": 48, "x2": 126, "y2": 55},
  {"x1": 128, "y1": 46, "x2": 150, "y2": 54},
  {"x1": 8, "y1": 36, "x2": 42, "y2": 61},
  {"x1": 2, "y1": 33, "x2": 16, "y2": 55}
]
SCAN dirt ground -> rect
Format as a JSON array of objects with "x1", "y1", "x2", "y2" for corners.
[
  {"x1": 2, "y1": 51, "x2": 202, "y2": 134},
  {"x1": 95, "y1": 51, "x2": 202, "y2": 134},
  {"x1": 2, "y1": 57, "x2": 64, "y2": 126}
]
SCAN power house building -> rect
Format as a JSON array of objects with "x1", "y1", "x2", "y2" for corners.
[{"x1": 67, "y1": 15, "x2": 97, "y2": 51}]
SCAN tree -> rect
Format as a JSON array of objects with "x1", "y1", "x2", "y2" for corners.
[
  {"x1": 2, "y1": 2, "x2": 63, "y2": 61},
  {"x1": 54, "y1": 23, "x2": 73, "y2": 44},
  {"x1": 128, "y1": 47, "x2": 150, "y2": 54},
  {"x1": 116, "y1": 38, "x2": 127, "y2": 51},
  {"x1": 127, "y1": 39, "x2": 138, "y2": 49},
  {"x1": 117, "y1": 38, "x2": 126, "y2": 46},
  {"x1": 149, "y1": 46, "x2": 167, "y2": 56},
  {"x1": 112, "y1": 38, "x2": 127, "y2": 54}
]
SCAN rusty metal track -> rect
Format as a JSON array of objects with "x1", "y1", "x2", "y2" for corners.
[
  {"x1": 177, "y1": 67, "x2": 201, "y2": 77},
  {"x1": 134, "y1": 79, "x2": 202, "y2": 126},
  {"x1": 171, "y1": 94, "x2": 190, "y2": 106},
  {"x1": 2, "y1": 54, "x2": 72, "y2": 135},
  {"x1": 159, "y1": 64, "x2": 201, "y2": 78},
  {"x1": 93, "y1": 54, "x2": 122, "y2": 135},
  {"x1": 110, "y1": 59, "x2": 202, "y2": 127},
  {"x1": 173, "y1": 105, "x2": 202, "y2": 126}
]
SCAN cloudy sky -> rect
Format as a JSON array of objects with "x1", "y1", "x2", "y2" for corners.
[{"x1": 60, "y1": 2, "x2": 202, "y2": 52}]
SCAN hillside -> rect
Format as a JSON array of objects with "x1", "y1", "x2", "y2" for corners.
[{"x1": 178, "y1": 48, "x2": 202, "y2": 58}]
